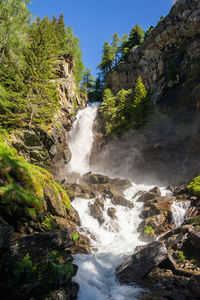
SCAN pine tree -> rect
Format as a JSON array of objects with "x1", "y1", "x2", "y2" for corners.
[
  {"x1": 131, "y1": 76, "x2": 148, "y2": 125},
  {"x1": 98, "y1": 42, "x2": 115, "y2": 80},
  {"x1": 116, "y1": 89, "x2": 132, "y2": 122},
  {"x1": 55, "y1": 13, "x2": 66, "y2": 50},
  {"x1": 82, "y1": 68, "x2": 95, "y2": 94},
  {"x1": 111, "y1": 33, "x2": 120, "y2": 65},
  {"x1": 0, "y1": 0, "x2": 30, "y2": 127}
]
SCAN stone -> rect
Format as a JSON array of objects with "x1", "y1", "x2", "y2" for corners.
[
  {"x1": 44, "y1": 185, "x2": 67, "y2": 218},
  {"x1": 149, "y1": 187, "x2": 161, "y2": 196},
  {"x1": 116, "y1": 241, "x2": 168, "y2": 284},
  {"x1": 107, "y1": 207, "x2": 116, "y2": 219},
  {"x1": 89, "y1": 199, "x2": 104, "y2": 225},
  {"x1": 111, "y1": 195, "x2": 134, "y2": 208},
  {"x1": 137, "y1": 192, "x2": 157, "y2": 203}
]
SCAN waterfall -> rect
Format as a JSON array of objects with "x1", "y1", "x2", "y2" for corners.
[
  {"x1": 67, "y1": 102, "x2": 99, "y2": 175},
  {"x1": 171, "y1": 201, "x2": 190, "y2": 228},
  {"x1": 66, "y1": 103, "x2": 169, "y2": 299}
]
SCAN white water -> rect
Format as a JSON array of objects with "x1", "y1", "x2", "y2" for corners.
[
  {"x1": 67, "y1": 103, "x2": 169, "y2": 299},
  {"x1": 67, "y1": 102, "x2": 99, "y2": 175},
  {"x1": 171, "y1": 201, "x2": 190, "y2": 228}
]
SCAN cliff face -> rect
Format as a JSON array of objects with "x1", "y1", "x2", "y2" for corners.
[
  {"x1": 91, "y1": 0, "x2": 200, "y2": 184},
  {"x1": 106, "y1": 0, "x2": 200, "y2": 106},
  {"x1": 11, "y1": 55, "x2": 86, "y2": 174}
]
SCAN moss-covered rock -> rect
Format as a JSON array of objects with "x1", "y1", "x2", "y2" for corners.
[{"x1": 0, "y1": 140, "x2": 72, "y2": 232}]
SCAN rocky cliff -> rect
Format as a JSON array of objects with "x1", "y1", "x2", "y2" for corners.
[
  {"x1": 91, "y1": 0, "x2": 200, "y2": 184},
  {"x1": 11, "y1": 54, "x2": 86, "y2": 175}
]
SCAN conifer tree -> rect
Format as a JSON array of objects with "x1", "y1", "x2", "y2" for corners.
[
  {"x1": 98, "y1": 42, "x2": 115, "y2": 80},
  {"x1": 131, "y1": 76, "x2": 148, "y2": 125}
]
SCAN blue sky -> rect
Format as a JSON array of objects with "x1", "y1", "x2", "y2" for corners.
[{"x1": 29, "y1": 0, "x2": 173, "y2": 77}]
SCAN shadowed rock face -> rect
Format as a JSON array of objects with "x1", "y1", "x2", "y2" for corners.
[
  {"x1": 90, "y1": 0, "x2": 200, "y2": 185},
  {"x1": 116, "y1": 241, "x2": 168, "y2": 284}
]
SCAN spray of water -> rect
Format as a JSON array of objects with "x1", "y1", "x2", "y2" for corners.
[
  {"x1": 171, "y1": 201, "x2": 190, "y2": 228},
  {"x1": 67, "y1": 102, "x2": 100, "y2": 175},
  {"x1": 66, "y1": 103, "x2": 170, "y2": 299}
]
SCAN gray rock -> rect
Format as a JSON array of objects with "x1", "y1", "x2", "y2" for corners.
[{"x1": 116, "y1": 241, "x2": 168, "y2": 284}]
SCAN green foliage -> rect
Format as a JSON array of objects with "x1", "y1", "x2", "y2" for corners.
[
  {"x1": 100, "y1": 77, "x2": 150, "y2": 135},
  {"x1": 13, "y1": 253, "x2": 32, "y2": 278},
  {"x1": 47, "y1": 250, "x2": 76, "y2": 282},
  {"x1": 187, "y1": 175, "x2": 200, "y2": 196},
  {"x1": 98, "y1": 41, "x2": 115, "y2": 79},
  {"x1": 0, "y1": 3, "x2": 84, "y2": 131},
  {"x1": 144, "y1": 226, "x2": 155, "y2": 235},
  {"x1": 0, "y1": 141, "x2": 71, "y2": 226},
  {"x1": 72, "y1": 232, "x2": 79, "y2": 242},
  {"x1": 177, "y1": 250, "x2": 186, "y2": 260},
  {"x1": 81, "y1": 68, "x2": 95, "y2": 94}
]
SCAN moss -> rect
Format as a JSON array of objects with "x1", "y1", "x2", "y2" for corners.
[
  {"x1": 144, "y1": 226, "x2": 155, "y2": 235},
  {"x1": 0, "y1": 140, "x2": 71, "y2": 228},
  {"x1": 187, "y1": 175, "x2": 200, "y2": 196},
  {"x1": 72, "y1": 232, "x2": 79, "y2": 242}
]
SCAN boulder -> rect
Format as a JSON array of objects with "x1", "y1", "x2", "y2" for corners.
[
  {"x1": 116, "y1": 241, "x2": 168, "y2": 284},
  {"x1": 137, "y1": 192, "x2": 157, "y2": 203},
  {"x1": 107, "y1": 207, "x2": 117, "y2": 219},
  {"x1": 89, "y1": 199, "x2": 104, "y2": 224},
  {"x1": 111, "y1": 195, "x2": 134, "y2": 208},
  {"x1": 149, "y1": 187, "x2": 161, "y2": 196}
]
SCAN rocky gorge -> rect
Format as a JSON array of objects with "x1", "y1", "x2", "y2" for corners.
[{"x1": 0, "y1": 0, "x2": 200, "y2": 299}]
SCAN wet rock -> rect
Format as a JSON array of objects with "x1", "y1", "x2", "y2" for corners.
[
  {"x1": 137, "y1": 192, "x2": 157, "y2": 203},
  {"x1": 82, "y1": 172, "x2": 131, "y2": 197},
  {"x1": 107, "y1": 207, "x2": 116, "y2": 219},
  {"x1": 89, "y1": 199, "x2": 104, "y2": 225},
  {"x1": 96, "y1": 197, "x2": 105, "y2": 209},
  {"x1": 149, "y1": 187, "x2": 161, "y2": 196},
  {"x1": 116, "y1": 241, "x2": 168, "y2": 284},
  {"x1": 174, "y1": 184, "x2": 188, "y2": 196},
  {"x1": 167, "y1": 185, "x2": 175, "y2": 193},
  {"x1": 64, "y1": 183, "x2": 96, "y2": 201},
  {"x1": 111, "y1": 195, "x2": 134, "y2": 208}
]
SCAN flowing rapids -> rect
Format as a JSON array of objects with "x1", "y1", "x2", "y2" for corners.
[
  {"x1": 66, "y1": 103, "x2": 169, "y2": 299},
  {"x1": 171, "y1": 201, "x2": 190, "y2": 228}
]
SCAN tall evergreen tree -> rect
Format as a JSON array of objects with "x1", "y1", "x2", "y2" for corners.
[{"x1": 98, "y1": 42, "x2": 115, "y2": 80}]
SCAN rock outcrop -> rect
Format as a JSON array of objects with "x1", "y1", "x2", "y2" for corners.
[
  {"x1": 11, "y1": 55, "x2": 86, "y2": 174},
  {"x1": 91, "y1": 0, "x2": 200, "y2": 184}
]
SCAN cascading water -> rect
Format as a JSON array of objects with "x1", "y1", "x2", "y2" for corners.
[
  {"x1": 67, "y1": 102, "x2": 100, "y2": 175},
  {"x1": 67, "y1": 103, "x2": 169, "y2": 299},
  {"x1": 171, "y1": 201, "x2": 190, "y2": 228}
]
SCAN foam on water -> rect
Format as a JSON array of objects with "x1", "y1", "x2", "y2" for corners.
[
  {"x1": 67, "y1": 102, "x2": 100, "y2": 175},
  {"x1": 171, "y1": 201, "x2": 190, "y2": 228},
  {"x1": 66, "y1": 103, "x2": 170, "y2": 299}
]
